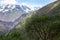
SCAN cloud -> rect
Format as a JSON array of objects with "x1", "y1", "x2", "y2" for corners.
[
  {"x1": 0, "y1": 0, "x2": 17, "y2": 5},
  {"x1": 21, "y1": 3, "x2": 42, "y2": 7},
  {"x1": 0, "y1": 0, "x2": 43, "y2": 6},
  {"x1": 0, "y1": 0, "x2": 42, "y2": 10},
  {"x1": 20, "y1": 3, "x2": 43, "y2": 10}
]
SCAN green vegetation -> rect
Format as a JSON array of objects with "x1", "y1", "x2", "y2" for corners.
[
  {"x1": 25, "y1": 14, "x2": 60, "y2": 40},
  {"x1": 0, "y1": 1, "x2": 60, "y2": 40},
  {"x1": 0, "y1": 30, "x2": 23, "y2": 40},
  {"x1": 0, "y1": 14, "x2": 60, "y2": 40}
]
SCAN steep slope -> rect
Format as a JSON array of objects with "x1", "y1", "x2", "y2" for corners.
[
  {"x1": 0, "y1": 0, "x2": 60, "y2": 40},
  {"x1": 34, "y1": 0, "x2": 60, "y2": 16},
  {"x1": 11, "y1": 1, "x2": 60, "y2": 40},
  {"x1": 16, "y1": 0, "x2": 60, "y2": 28},
  {"x1": 22, "y1": 1, "x2": 60, "y2": 40}
]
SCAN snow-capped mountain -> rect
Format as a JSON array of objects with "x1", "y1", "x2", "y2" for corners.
[
  {"x1": 0, "y1": 3, "x2": 36, "y2": 33},
  {"x1": 0, "y1": 0, "x2": 40, "y2": 33},
  {"x1": 0, "y1": 3, "x2": 40, "y2": 23},
  {"x1": 0, "y1": 4, "x2": 32, "y2": 12},
  {"x1": 0, "y1": 4, "x2": 32, "y2": 30}
]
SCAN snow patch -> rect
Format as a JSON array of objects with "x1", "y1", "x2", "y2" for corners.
[{"x1": 3, "y1": 9, "x2": 9, "y2": 12}]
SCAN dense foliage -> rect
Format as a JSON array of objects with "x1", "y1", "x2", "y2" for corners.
[
  {"x1": 0, "y1": 30, "x2": 23, "y2": 40},
  {"x1": 25, "y1": 14, "x2": 60, "y2": 40}
]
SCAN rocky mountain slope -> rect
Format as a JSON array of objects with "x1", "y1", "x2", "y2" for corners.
[
  {"x1": 0, "y1": 4, "x2": 32, "y2": 33},
  {"x1": 0, "y1": 0, "x2": 41, "y2": 33}
]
